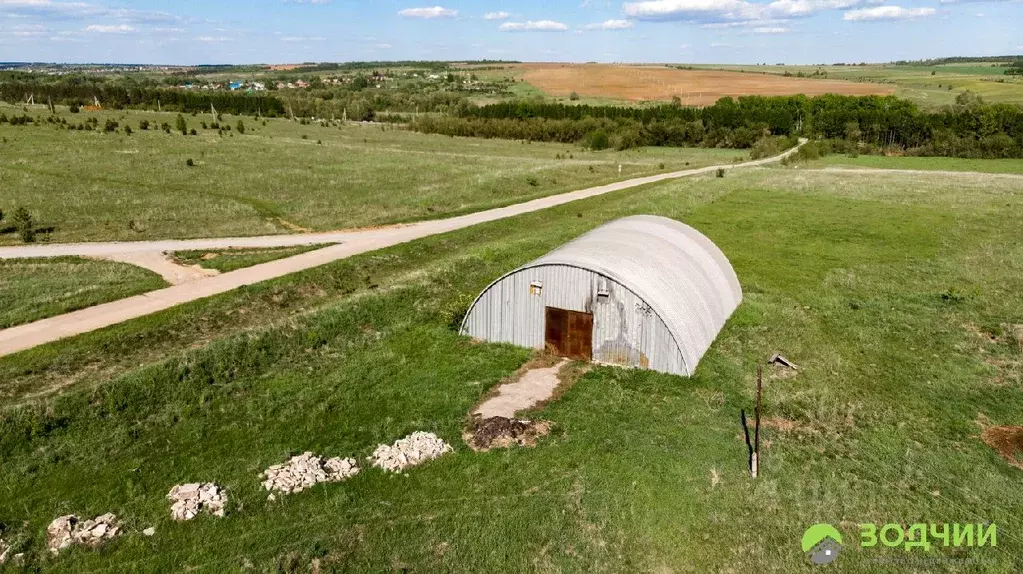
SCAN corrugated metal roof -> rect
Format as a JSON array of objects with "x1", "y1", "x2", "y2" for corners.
[{"x1": 463, "y1": 215, "x2": 742, "y2": 376}]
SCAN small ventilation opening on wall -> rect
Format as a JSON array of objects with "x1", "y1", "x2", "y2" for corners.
[{"x1": 529, "y1": 281, "x2": 543, "y2": 296}]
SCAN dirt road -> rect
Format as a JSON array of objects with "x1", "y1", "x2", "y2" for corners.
[{"x1": 0, "y1": 144, "x2": 805, "y2": 357}]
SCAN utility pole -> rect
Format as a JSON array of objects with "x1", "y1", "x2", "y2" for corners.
[{"x1": 752, "y1": 365, "x2": 763, "y2": 479}]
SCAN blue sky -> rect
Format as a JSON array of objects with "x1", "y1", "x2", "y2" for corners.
[{"x1": 0, "y1": 0, "x2": 1020, "y2": 65}]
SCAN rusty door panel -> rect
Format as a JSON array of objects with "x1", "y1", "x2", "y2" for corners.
[{"x1": 545, "y1": 307, "x2": 593, "y2": 360}]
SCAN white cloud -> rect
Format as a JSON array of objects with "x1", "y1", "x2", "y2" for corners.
[
  {"x1": 376, "y1": 42, "x2": 392, "y2": 48},
  {"x1": 195, "y1": 35, "x2": 233, "y2": 43},
  {"x1": 583, "y1": 19, "x2": 635, "y2": 30},
  {"x1": 281, "y1": 35, "x2": 325, "y2": 42},
  {"x1": 6, "y1": 23, "x2": 47, "y2": 36},
  {"x1": 398, "y1": 6, "x2": 458, "y2": 18},
  {"x1": 843, "y1": 6, "x2": 935, "y2": 20},
  {"x1": 282, "y1": 0, "x2": 332, "y2": 3},
  {"x1": 753, "y1": 26, "x2": 791, "y2": 33},
  {"x1": 500, "y1": 20, "x2": 569, "y2": 31},
  {"x1": 623, "y1": 0, "x2": 876, "y2": 24},
  {"x1": 84, "y1": 24, "x2": 135, "y2": 33},
  {"x1": 710, "y1": 41, "x2": 732, "y2": 47},
  {"x1": 0, "y1": 1, "x2": 181, "y2": 23},
  {"x1": 483, "y1": 11, "x2": 510, "y2": 20},
  {"x1": 702, "y1": 18, "x2": 789, "y2": 28}
]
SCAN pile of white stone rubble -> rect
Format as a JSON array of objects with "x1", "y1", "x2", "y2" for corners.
[
  {"x1": 167, "y1": 483, "x2": 227, "y2": 521},
  {"x1": 261, "y1": 452, "x2": 360, "y2": 497},
  {"x1": 26, "y1": 431, "x2": 458, "y2": 559},
  {"x1": 369, "y1": 431, "x2": 452, "y2": 472},
  {"x1": 0, "y1": 538, "x2": 12, "y2": 564},
  {"x1": 46, "y1": 514, "x2": 120, "y2": 554}
]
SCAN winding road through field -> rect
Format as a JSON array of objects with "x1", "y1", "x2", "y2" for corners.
[{"x1": 0, "y1": 143, "x2": 811, "y2": 357}]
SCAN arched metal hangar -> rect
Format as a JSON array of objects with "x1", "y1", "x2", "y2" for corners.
[{"x1": 460, "y1": 215, "x2": 743, "y2": 377}]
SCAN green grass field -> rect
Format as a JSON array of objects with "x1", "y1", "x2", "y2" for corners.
[
  {"x1": 691, "y1": 63, "x2": 1023, "y2": 107},
  {"x1": 0, "y1": 103, "x2": 740, "y2": 245},
  {"x1": 171, "y1": 245, "x2": 328, "y2": 273},
  {"x1": 812, "y1": 155, "x2": 1023, "y2": 174},
  {"x1": 1, "y1": 166, "x2": 1020, "y2": 571},
  {"x1": 0, "y1": 257, "x2": 166, "y2": 329}
]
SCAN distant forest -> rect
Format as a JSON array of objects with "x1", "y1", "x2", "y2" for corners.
[
  {"x1": 2, "y1": 69, "x2": 1022, "y2": 159},
  {"x1": 892, "y1": 55, "x2": 1023, "y2": 66},
  {"x1": 410, "y1": 95, "x2": 1023, "y2": 158}
]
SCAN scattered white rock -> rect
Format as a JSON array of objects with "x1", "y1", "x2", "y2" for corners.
[
  {"x1": 46, "y1": 513, "x2": 120, "y2": 554},
  {"x1": 142, "y1": 527, "x2": 156, "y2": 537},
  {"x1": 369, "y1": 431, "x2": 452, "y2": 473},
  {"x1": 0, "y1": 538, "x2": 11, "y2": 564},
  {"x1": 261, "y1": 452, "x2": 360, "y2": 496},
  {"x1": 167, "y1": 483, "x2": 227, "y2": 521}
]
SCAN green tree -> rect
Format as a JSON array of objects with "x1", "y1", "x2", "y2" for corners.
[
  {"x1": 569, "y1": 92, "x2": 580, "y2": 101},
  {"x1": 352, "y1": 75, "x2": 369, "y2": 90},
  {"x1": 236, "y1": 120, "x2": 245, "y2": 134},
  {"x1": 175, "y1": 113, "x2": 188, "y2": 135},
  {"x1": 955, "y1": 90, "x2": 984, "y2": 108},
  {"x1": 13, "y1": 206, "x2": 35, "y2": 243},
  {"x1": 844, "y1": 121, "x2": 862, "y2": 142}
]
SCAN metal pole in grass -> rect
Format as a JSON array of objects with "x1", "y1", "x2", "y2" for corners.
[{"x1": 752, "y1": 365, "x2": 763, "y2": 478}]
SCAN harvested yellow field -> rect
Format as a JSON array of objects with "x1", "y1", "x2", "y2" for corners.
[{"x1": 514, "y1": 63, "x2": 896, "y2": 104}]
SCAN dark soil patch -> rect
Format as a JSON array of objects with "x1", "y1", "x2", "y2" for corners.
[
  {"x1": 464, "y1": 416, "x2": 552, "y2": 452},
  {"x1": 981, "y1": 426, "x2": 1023, "y2": 471}
]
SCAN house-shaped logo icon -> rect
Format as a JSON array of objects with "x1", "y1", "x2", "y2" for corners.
[{"x1": 802, "y1": 524, "x2": 843, "y2": 566}]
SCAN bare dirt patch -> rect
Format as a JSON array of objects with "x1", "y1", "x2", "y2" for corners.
[
  {"x1": 514, "y1": 63, "x2": 894, "y2": 105},
  {"x1": 473, "y1": 357, "x2": 568, "y2": 419},
  {"x1": 465, "y1": 353, "x2": 589, "y2": 451},
  {"x1": 981, "y1": 426, "x2": 1023, "y2": 471},
  {"x1": 464, "y1": 416, "x2": 552, "y2": 452}
]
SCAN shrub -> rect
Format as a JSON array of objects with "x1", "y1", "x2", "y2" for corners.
[
  {"x1": 584, "y1": 129, "x2": 609, "y2": 151},
  {"x1": 104, "y1": 119, "x2": 119, "y2": 132},
  {"x1": 526, "y1": 175, "x2": 540, "y2": 187},
  {"x1": 175, "y1": 113, "x2": 188, "y2": 135},
  {"x1": 139, "y1": 119, "x2": 150, "y2": 130},
  {"x1": 69, "y1": 104, "x2": 80, "y2": 113},
  {"x1": 569, "y1": 92, "x2": 580, "y2": 101},
  {"x1": 659, "y1": 163, "x2": 665, "y2": 169},
  {"x1": 13, "y1": 206, "x2": 35, "y2": 243},
  {"x1": 716, "y1": 168, "x2": 726, "y2": 178},
  {"x1": 124, "y1": 126, "x2": 133, "y2": 135},
  {"x1": 186, "y1": 158, "x2": 195, "y2": 167},
  {"x1": 236, "y1": 120, "x2": 245, "y2": 134},
  {"x1": 190, "y1": 129, "x2": 197, "y2": 136},
  {"x1": 442, "y1": 292, "x2": 477, "y2": 331}
]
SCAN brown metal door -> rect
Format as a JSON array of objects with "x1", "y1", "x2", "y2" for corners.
[{"x1": 544, "y1": 307, "x2": 593, "y2": 360}]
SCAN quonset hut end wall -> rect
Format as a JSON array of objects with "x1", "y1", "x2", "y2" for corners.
[{"x1": 460, "y1": 215, "x2": 743, "y2": 377}]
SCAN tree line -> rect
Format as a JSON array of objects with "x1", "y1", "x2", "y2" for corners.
[
  {"x1": 0, "y1": 79, "x2": 286, "y2": 116},
  {"x1": 412, "y1": 94, "x2": 1023, "y2": 157}
]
